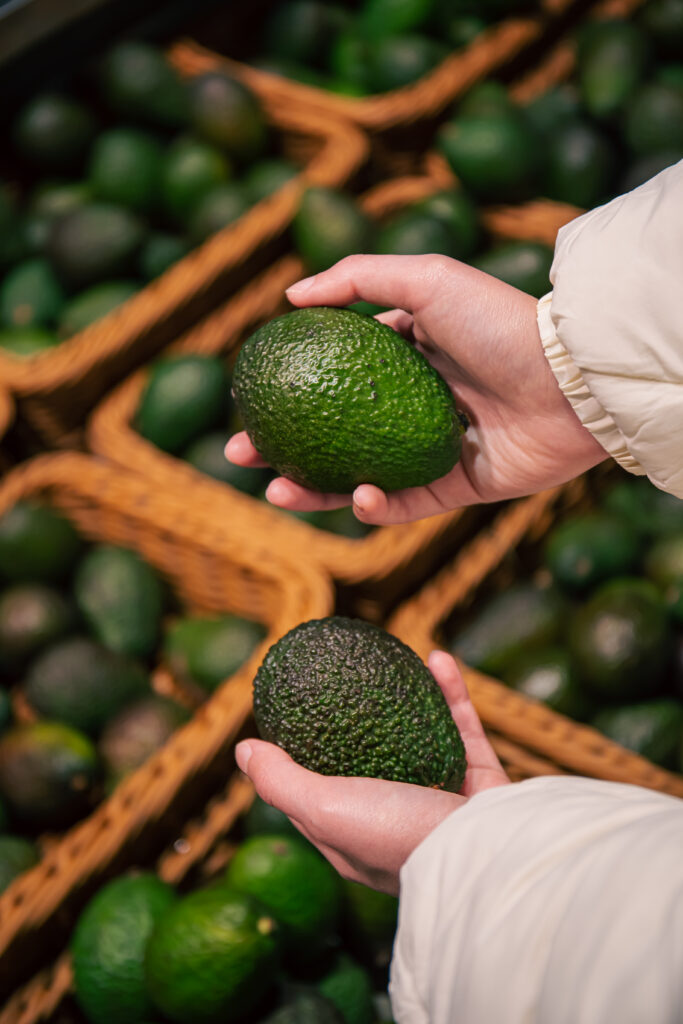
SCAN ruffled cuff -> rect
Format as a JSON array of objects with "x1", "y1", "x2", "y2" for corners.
[{"x1": 537, "y1": 293, "x2": 643, "y2": 475}]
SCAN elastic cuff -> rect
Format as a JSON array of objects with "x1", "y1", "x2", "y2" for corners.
[{"x1": 537, "y1": 293, "x2": 643, "y2": 475}]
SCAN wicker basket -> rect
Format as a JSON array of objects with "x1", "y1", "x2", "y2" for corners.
[
  {"x1": 0, "y1": 452, "x2": 332, "y2": 997},
  {"x1": 389, "y1": 478, "x2": 683, "y2": 799},
  {"x1": 1, "y1": 97, "x2": 367, "y2": 448}
]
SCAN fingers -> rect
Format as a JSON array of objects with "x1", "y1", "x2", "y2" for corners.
[
  {"x1": 225, "y1": 432, "x2": 269, "y2": 468},
  {"x1": 265, "y1": 477, "x2": 351, "y2": 512},
  {"x1": 374, "y1": 308, "x2": 416, "y2": 342},
  {"x1": 428, "y1": 651, "x2": 509, "y2": 791},
  {"x1": 286, "y1": 254, "x2": 454, "y2": 314},
  {"x1": 351, "y1": 482, "x2": 448, "y2": 525},
  {"x1": 235, "y1": 739, "x2": 321, "y2": 821}
]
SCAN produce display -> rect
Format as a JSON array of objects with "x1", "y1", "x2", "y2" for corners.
[
  {"x1": 237, "y1": 0, "x2": 536, "y2": 96},
  {"x1": 70, "y1": 798, "x2": 398, "y2": 1024},
  {"x1": 0, "y1": 498, "x2": 263, "y2": 890},
  {"x1": 450, "y1": 477, "x2": 683, "y2": 770},
  {"x1": 0, "y1": 41, "x2": 293, "y2": 357}
]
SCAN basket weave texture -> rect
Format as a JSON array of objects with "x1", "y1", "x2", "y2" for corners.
[
  {"x1": 389, "y1": 481, "x2": 683, "y2": 798},
  {"x1": 0, "y1": 452, "x2": 332, "y2": 996},
  {"x1": 1, "y1": 95, "x2": 367, "y2": 447}
]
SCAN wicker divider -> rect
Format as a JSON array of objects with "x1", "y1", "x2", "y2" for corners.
[
  {"x1": 0, "y1": 452, "x2": 333, "y2": 997},
  {"x1": 1, "y1": 99, "x2": 367, "y2": 449},
  {"x1": 389, "y1": 480, "x2": 683, "y2": 799},
  {"x1": 91, "y1": 172, "x2": 559, "y2": 607}
]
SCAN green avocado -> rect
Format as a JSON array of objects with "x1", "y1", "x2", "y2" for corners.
[
  {"x1": 234, "y1": 306, "x2": 465, "y2": 493},
  {"x1": 264, "y1": 1, "x2": 349, "y2": 67},
  {"x1": 58, "y1": 281, "x2": 139, "y2": 337},
  {"x1": 182, "y1": 432, "x2": 271, "y2": 493},
  {"x1": 0, "y1": 836, "x2": 38, "y2": 894},
  {"x1": 543, "y1": 513, "x2": 641, "y2": 595},
  {"x1": 0, "y1": 584, "x2": 76, "y2": 675},
  {"x1": 138, "y1": 233, "x2": 189, "y2": 280},
  {"x1": 263, "y1": 989, "x2": 344, "y2": 1024},
  {"x1": 0, "y1": 720, "x2": 99, "y2": 830},
  {"x1": 317, "y1": 954, "x2": 375, "y2": 1024},
  {"x1": 593, "y1": 699, "x2": 683, "y2": 769},
  {"x1": 72, "y1": 873, "x2": 177, "y2": 1024},
  {"x1": 603, "y1": 478, "x2": 683, "y2": 537},
  {"x1": 0, "y1": 502, "x2": 82, "y2": 583},
  {"x1": 293, "y1": 188, "x2": 374, "y2": 274},
  {"x1": 413, "y1": 189, "x2": 480, "y2": 259},
  {"x1": 542, "y1": 119, "x2": 616, "y2": 208},
  {"x1": 88, "y1": 128, "x2": 163, "y2": 212},
  {"x1": 99, "y1": 695, "x2": 190, "y2": 782},
  {"x1": 48, "y1": 203, "x2": 145, "y2": 289},
  {"x1": 74, "y1": 545, "x2": 164, "y2": 660},
  {"x1": 0, "y1": 259, "x2": 65, "y2": 329},
  {"x1": 523, "y1": 85, "x2": 581, "y2": 136},
  {"x1": 437, "y1": 110, "x2": 539, "y2": 202},
  {"x1": 189, "y1": 72, "x2": 268, "y2": 163},
  {"x1": 23, "y1": 636, "x2": 148, "y2": 736},
  {"x1": 13, "y1": 93, "x2": 95, "y2": 172},
  {"x1": 328, "y1": 30, "x2": 371, "y2": 91},
  {"x1": 569, "y1": 578, "x2": 672, "y2": 699},
  {"x1": 458, "y1": 81, "x2": 514, "y2": 118},
  {"x1": 503, "y1": 647, "x2": 595, "y2": 721},
  {"x1": 24, "y1": 181, "x2": 91, "y2": 254},
  {"x1": 243, "y1": 794, "x2": 302, "y2": 841},
  {"x1": 164, "y1": 614, "x2": 265, "y2": 692},
  {"x1": 161, "y1": 137, "x2": 231, "y2": 224},
  {"x1": 638, "y1": 0, "x2": 683, "y2": 59},
  {"x1": 342, "y1": 879, "x2": 398, "y2": 965},
  {"x1": 136, "y1": 354, "x2": 228, "y2": 454},
  {"x1": 443, "y1": 15, "x2": 487, "y2": 50},
  {"x1": 254, "y1": 616, "x2": 466, "y2": 788},
  {"x1": 577, "y1": 19, "x2": 651, "y2": 120},
  {"x1": 450, "y1": 582, "x2": 566, "y2": 676},
  {"x1": 623, "y1": 82, "x2": 683, "y2": 155},
  {"x1": 244, "y1": 159, "x2": 298, "y2": 204},
  {"x1": 0, "y1": 326, "x2": 59, "y2": 356},
  {"x1": 376, "y1": 210, "x2": 460, "y2": 257},
  {"x1": 188, "y1": 183, "x2": 250, "y2": 244},
  {"x1": 644, "y1": 533, "x2": 683, "y2": 589},
  {"x1": 361, "y1": 0, "x2": 436, "y2": 37},
  {"x1": 99, "y1": 41, "x2": 190, "y2": 129},
  {"x1": 366, "y1": 34, "x2": 447, "y2": 93},
  {"x1": 472, "y1": 241, "x2": 554, "y2": 298}
]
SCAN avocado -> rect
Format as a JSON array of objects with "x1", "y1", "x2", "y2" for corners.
[
  {"x1": 443, "y1": 15, "x2": 486, "y2": 49},
  {"x1": 183, "y1": 431, "x2": 270, "y2": 493},
  {"x1": 0, "y1": 836, "x2": 38, "y2": 893},
  {"x1": 137, "y1": 354, "x2": 228, "y2": 454},
  {"x1": 655, "y1": 64, "x2": 683, "y2": 89},
  {"x1": 243, "y1": 794, "x2": 302, "y2": 840},
  {"x1": 99, "y1": 695, "x2": 190, "y2": 782},
  {"x1": 263, "y1": 989, "x2": 344, "y2": 1024},
  {"x1": 58, "y1": 281, "x2": 139, "y2": 337},
  {"x1": 458, "y1": 81, "x2": 514, "y2": 118},
  {"x1": 366, "y1": 35, "x2": 447, "y2": 93},
  {"x1": 292, "y1": 188, "x2": 375, "y2": 274},
  {"x1": 623, "y1": 82, "x2": 683, "y2": 155},
  {"x1": 328, "y1": 30, "x2": 371, "y2": 91},
  {"x1": 0, "y1": 584, "x2": 75, "y2": 675},
  {"x1": 502, "y1": 647, "x2": 595, "y2": 721},
  {"x1": 189, "y1": 73, "x2": 268, "y2": 163},
  {"x1": 88, "y1": 128, "x2": 163, "y2": 212},
  {"x1": 99, "y1": 41, "x2": 190, "y2": 129},
  {"x1": 577, "y1": 19, "x2": 651, "y2": 120},
  {"x1": 188, "y1": 184, "x2": 250, "y2": 244},
  {"x1": 437, "y1": 110, "x2": 539, "y2": 202},
  {"x1": 450, "y1": 582, "x2": 566, "y2": 676},
  {"x1": 593, "y1": 699, "x2": 683, "y2": 769},
  {"x1": 263, "y1": 1, "x2": 348, "y2": 67},
  {"x1": 312, "y1": 506, "x2": 373, "y2": 538},
  {"x1": 234, "y1": 306, "x2": 464, "y2": 493},
  {"x1": 620, "y1": 150, "x2": 683, "y2": 192},
  {"x1": 524, "y1": 85, "x2": 582, "y2": 136},
  {"x1": 361, "y1": 0, "x2": 436, "y2": 37},
  {"x1": 164, "y1": 614, "x2": 265, "y2": 693},
  {"x1": 0, "y1": 721, "x2": 99, "y2": 830},
  {"x1": 542, "y1": 120, "x2": 616, "y2": 208},
  {"x1": 472, "y1": 241, "x2": 554, "y2": 298},
  {"x1": 138, "y1": 233, "x2": 189, "y2": 281},
  {"x1": 376, "y1": 210, "x2": 460, "y2": 258},
  {"x1": 543, "y1": 513, "x2": 641, "y2": 595},
  {"x1": 0, "y1": 502, "x2": 82, "y2": 583},
  {"x1": 23, "y1": 636, "x2": 148, "y2": 736},
  {"x1": 13, "y1": 94, "x2": 95, "y2": 172},
  {"x1": 638, "y1": 0, "x2": 683, "y2": 59},
  {"x1": 569, "y1": 578, "x2": 672, "y2": 699},
  {"x1": 72, "y1": 872, "x2": 177, "y2": 1024},
  {"x1": 244, "y1": 159, "x2": 298, "y2": 204},
  {"x1": 48, "y1": 203, "x2": 145, "y2": 289},
  {"x1": 0, "y1": 259, "x2": 65, "y2": 329},
  {"x1": 254, "y1": 617, "x2": 466, "y2": 788},
  {"x1": 24, "y1": 181, "x2": 91, "y2": 254},
  {"x1": 413, "y1": 189, "x2": 480, "y2": 259},
  {"x1": 603, "y1": 478, "x2": 683, "y2": 537},
  {"x1": 644, "y1": 533, "x2": 683, "y2": 589},
  {"x1": 342, "y1": 878, "x2": 398, "y2": 965},
  {"x1": 317, "y1": 954, "x2": 375, "y2": 1024},
  {"x1": 0, "y1": 326, "x2": 59, "y2": 356},
  {"x1": 161, "y1": 137, "x2": 231, "y2": 224},
  {"x1": 74, "y1": 545, "x2": 164, "y2": 660}
]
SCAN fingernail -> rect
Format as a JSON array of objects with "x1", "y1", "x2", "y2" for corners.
[
  {"x1": 286, "y1": 275, "x2": 315, "y2": 296},
  {"x1": 353, "y1": 488, "x2": 366, "y2": 515},
  {"x1": 235, "y1": 741, "x2": 253, "y2": 774}
]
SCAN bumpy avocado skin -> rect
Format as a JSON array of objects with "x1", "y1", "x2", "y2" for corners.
[
  {"x1": 232, "y1": 307, "x2": 465, "y2": 494},
  {"x1": 253, "y1": 617, "x2": 466, "y2": 791}
]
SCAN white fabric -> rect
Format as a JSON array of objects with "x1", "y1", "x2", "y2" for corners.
[
  {"x1": 390, "y1": 776, "x2": 683, "y2": 1024},
  {"x1": 540, "y1": 160, "x2": 683, "y2": 498}
]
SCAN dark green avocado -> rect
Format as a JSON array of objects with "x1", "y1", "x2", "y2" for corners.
[{"x1": 253, "y1": 617, "x2": 466, "y2": 790}]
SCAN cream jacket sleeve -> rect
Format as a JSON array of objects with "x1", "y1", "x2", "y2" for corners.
[
  {"x1": 538, "y1": 159, "x2": 683, "y2": 498},
  {"x1": 389, "y1": 777, "x2": 683, "y2": 1024}
]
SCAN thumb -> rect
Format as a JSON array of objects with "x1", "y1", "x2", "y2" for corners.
[
  {"x1": 235, "y1": 739, "x2": 316, "y2": 819},
  {"x1": 286, "y1": 253, "x2": 452, "y2": 314}
]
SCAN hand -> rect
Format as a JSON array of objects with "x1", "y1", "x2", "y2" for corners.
[
  {"x1": 226, "y1": 254, "x2": 606, "y2": 525},
  {"x1": 235, "y1": 651, "x2": 509, "y2": 895}
]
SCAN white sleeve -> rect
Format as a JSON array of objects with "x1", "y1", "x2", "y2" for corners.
[
  {"x1": 538, "y1": 160, "x2": 683, "y2": 499},
  {"x1": 389, "y1": 776, "x2": 683, "y2": 1024}
]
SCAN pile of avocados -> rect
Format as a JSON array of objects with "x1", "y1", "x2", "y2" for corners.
[
  {"x1": 69, "y1": 796, "x2": 398, "y2": 1024},
  {"x1": 438, "y1": 4, "x2": 683, "y2": 210},
  {"x1": 239, "y1": 0, "x2": 535, "y2": 97},
  {"x1": 0, "y1": 499, "x2": 264, "y2": 894},
  {"x1": 450, "y1": 476, "x2": 683, "y2": 772},
  {"x1": 0, "y1": 40, "x2": 296, "y2": 358}
]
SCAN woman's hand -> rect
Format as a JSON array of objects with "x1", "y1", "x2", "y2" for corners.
[
  {"x1": 235, "y1": 651, "x2": 509, "y2": 895},
  {"x1": 227, "y1": 254, "x2": 606, "y2": 525}
]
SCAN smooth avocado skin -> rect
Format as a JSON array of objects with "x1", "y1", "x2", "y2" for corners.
[
  {"x1": 569, "y1": 578, "x2": 672, "y2": 700},
  {"x1": 0, "y1": 259, "x2": 65, "y2": 329},
  {"x1": 189, "y1": 73, "x2": 268, "y2": 163},
  {"x1": 502, "y1": 647, "x2": 595, "y2": 722},
  {"x1": 0, "y1": 584, "x2": 76, "y2": 675},
  {"x1": 183, "y1": 431, "x2": 271, "y2": 493},
  {"x1": 263, "y1": 989, "x2": 344, "y2": 1024},
  {"x1": 13, "y1": 93, "x2": 95, "y2": 172},
  {"x1": 293, "y1": 188, "x2": 374, "y2": 275},
  {"x1": 376, "y1": 211, "x2": 460, "y2": 258},
  {"x1": 100, "y1": 695, "x2": 189, "y2": 782},
  {"x1": 0, "y1": 326, "x2": 59, "y2": 356},
  {"x1": 233, "y1": 307, "x2": 465, "y2": 494},
  {"x1": 137, "y1": 355, "x2": 228, "y2": 454},
  {"x1": 253, "y1": 617, "x2": 466, "y2": 790},
  {"x1": 164, "y1": 615, "x2": 265, "y2": 692},
  {"x1": 437, "y1": 112, "x2": 539, "y2": 202},
  {"x1": 0, "y1": 502, "x2": 82, "y2": 583},
  {"x1": 577, "y1": 19, "x2": 651, "y2": 120},
  {"x1": 317, "y1": 954, "x2": 375, "y2": 1024},
  {"x1": 543, "y1": 513, "x2": 641, "y2": 595},
  {"x1": 58, "y1": 281, "x2": 138, "y2": 338},
  {"x1": 542, "y1": 120, "x2": 616, "y2": 209},
  {"x1": 0, "y1": 836, "x2": 38, "y2": 894},
  {"x1": 472, "y1": 241, "x2": 553, "y2": 299},
  {"x1": 48, "y1": 203, "x2": 145, "y2": 290},
  {"x1": 593, "y1": 699, "x2": 683, "y2": 770}
]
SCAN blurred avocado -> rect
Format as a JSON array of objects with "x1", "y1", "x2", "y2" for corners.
[
  {"x1": 0, "y1": 503, "x2": 82, "y2": 583},
  {"x1": 99, "y1": 41, "x2": 190, "y2": 129},
  {"x1": 577, "y1": 19, "x2": 651, "y2": 120},
  {"x1": 472, "y1": 241, "x2": 553, "y2": 298},
  {"x1": 244, "y1": 159, "x2": 298, "y2": 204},
  {"x1": 138, "y1": 233, "x2": 189, "y2": 280},
  {"x1": 603, "y1": 478, "x2": 683, "y2": 537},
  {"x1": 58, "y1": 281, "x2": 139, "y2": 338},
  {"x1": 623, "y1": 82, "x2": 683, "y2": 155},
  {"x1": 0, "y1": 584, "x2": 76, "y2": 676},
  {"x1": 376, "y1": 211, "x2": 459, "y2": 258},
  {"x1": 329, "y1": 30, "x2": 371, "y2": 92},
  {"x1": 0, "y1": 326, "x2": 59, "y2": 357},
  {"x1": 48, "y1": 203, "x2": 145, "y2": 289},
  {"x1": 0, "y1": 836, "x2": 38, "y2": 894},
  {"x1": 164, "y1": 614, "x2": 265, "y2": 692},
  {"x1": 524, "y1": 85, "x2": 582, "y2": 136},
  {"x1": 243, "y1": 794, "x2": 302, "y2": 840},
  {"x1": 136, "y1": 354, "x2": 228, "y2": 454},
  {"x1": 361, "y1": 0, "x2": 436, "y2": 38},
  {"x1": 458, "y1": 81, "x2": 513, "y2": 118},
  {"x1": 437, "y1": 110, "x2": 539, "y2": 202},
  {"x1": 188, "y1": 184, "x2": 250, "y2": 244},
  {"x1": 542, "y1": 120, "x2": 616, "y2": 208},
  {"x1": 503, "y1": 647, "x2": 595, "y2": 721},
  {"x1": 293, "y1": 188, "x2": 374, "y2": 273},
  {"x1": 182, "y1": 432, "x2": 271, "y2": 494},
  {"x1": 99, "y1": 695, "x2": 189, "y2": 781},
  {"x1": 161, "y1": 137, "x2": 231, "y2": 224},
  {"x1": 24, "y1": 181, "x2": 91, "y2": 254},
  {"x1": 263, "y1": 1, "x2": 350, "y2": 68},
  {"x1": 0, "y1": 259, "x2": 65, "y2": 330},
  {"x1": 594, "y1": 700, "x2": 683, "y2": 769},
  {"x1": 189, "y1": 73, "x2": 268, "y2": 162},
  {"x1": 413, "y1": 190, "x2": 480, "y2": 258},
  {"x1": 88, "y1": 129, "x2": 163, "y2": 212},
  {"x1": 13, "y1": 94, "x2": 95, "y2": 172},
  {"x1": 638, "y1": 0, "x2": 683, "y2": 59},
  {"x1": 544, "y1": 513, "x2": 641, "y2": 595},
  {"x1": 366, "y1": 35, "x2": 447, "y2": 93}
]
